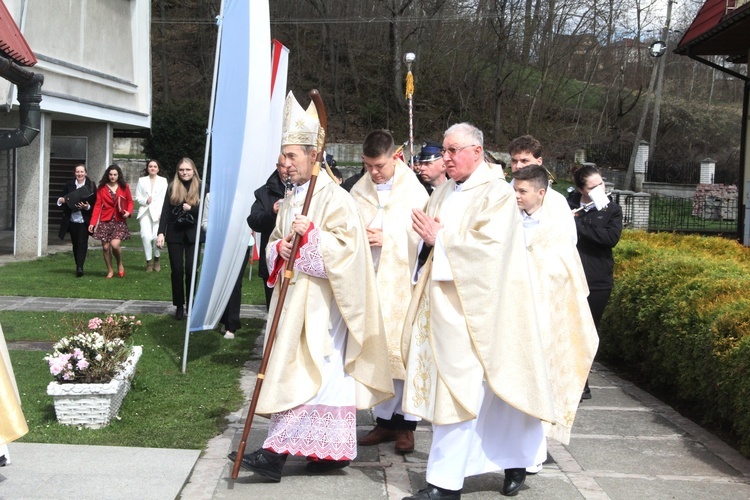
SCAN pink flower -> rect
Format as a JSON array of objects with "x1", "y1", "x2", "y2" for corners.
[
  {"x1": 88, "y1": 318, "x2": 102, "y2": 329},
  {"x1": 136, "y1": 321, "x2": 142, "y2": 326},
  {"x1": 72, "y1": 348, "x2": 83, "y2": 359},
  {"x1": 76, "y1": 358, "x2": 89, "y2": 370},
  {"x1": 106, "y1": 316, "x2": 114, "y2": 324}
]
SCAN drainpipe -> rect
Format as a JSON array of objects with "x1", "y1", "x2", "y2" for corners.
[{"x1": 0, "y1": 54, "x2": 43, "y2": 149}]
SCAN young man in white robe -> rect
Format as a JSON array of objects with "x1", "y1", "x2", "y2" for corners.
[
  {"x1": 512, "y1": 165, "x2": 599, "y2": 453},
  {"x1": 508, "y1": 135, "x2": 576, "y2": 245},
  {"x1": 401, "y1": 123, "x2": 555, "y2": 499},
  {"x1": 351, "y1": 130, "x2": 429, "y2": 453},
  {"x1": 228, "y1": 92, "x2": 394, "y2": 482}
]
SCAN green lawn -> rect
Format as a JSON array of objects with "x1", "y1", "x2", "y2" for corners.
[
  {"x1": 0, "y1": 247, "x2": 266, "y2": 305},
  {"x1": 0, "y1": 247, "x2": 268, "y2": 449},
  {"x1": 3, "y1": 311, "x2": 261, "y2": 448}
]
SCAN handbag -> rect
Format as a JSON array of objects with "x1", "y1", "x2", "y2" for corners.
[{"x1": 172, "y1": 205, "x2": 195, "y2": 229}]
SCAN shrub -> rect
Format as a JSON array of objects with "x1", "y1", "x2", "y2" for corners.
[{"x1": 601, "y1": 231, "x2": 750, "y2": 454}]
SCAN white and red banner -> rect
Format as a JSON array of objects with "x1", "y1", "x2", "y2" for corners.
[{"x1": 188, "y1": 0, "x2": 288, "y2": 333}]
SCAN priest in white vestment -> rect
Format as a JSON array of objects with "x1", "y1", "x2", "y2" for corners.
[
  {"x1": 0, "y1": 323, "x2": 27, "y2": 466},
  {"x1": 401, "y1": 123, "x2": 555, "y2": 499},
  {"x1": 351, "y1": 130, "x2": 429, "y2": 453},
  {"x1": 229, "y1": 92, "x2": 393, "y2": 482}
]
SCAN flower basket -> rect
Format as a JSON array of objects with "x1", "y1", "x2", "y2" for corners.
[{"x1": 46, "y1": 345, "x2": 142, "y2": 429}]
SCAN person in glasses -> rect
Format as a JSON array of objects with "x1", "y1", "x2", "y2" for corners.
[{"x1": 402, "y1": 123, "x2": 552, "y2": 499}]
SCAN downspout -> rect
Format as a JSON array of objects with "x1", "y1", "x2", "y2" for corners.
[{"x1": 0, "y1": 54, "x2": 43, "y2": 149}]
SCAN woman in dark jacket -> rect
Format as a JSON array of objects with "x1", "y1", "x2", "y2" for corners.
[
  {"x1": 57, "y1": 164, "x2": 97, "y2": 277},
  {"x1": 567, "y1": 165, "x2": 623, "y2": 399},
  {"x1": 157, "y1": 158, "x2": 203, "y2": 320}
]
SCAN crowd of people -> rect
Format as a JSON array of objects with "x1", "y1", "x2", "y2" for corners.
[{"x1": 56, "y1": 90, "x2": 622, "y2": 499}]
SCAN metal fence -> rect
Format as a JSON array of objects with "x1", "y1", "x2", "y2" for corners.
[
  {"x1": 648, "y1": 194, "x2": 738, "y2": 234},
  {"x1": 645, "y1": 161, "x2": 702, "y2": 184},
  {"x1": 586, "y1": 143, "x2": 631, "y2": 169}
]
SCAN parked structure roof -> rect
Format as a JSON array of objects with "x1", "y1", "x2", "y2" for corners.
[
  {"x1": 675, "y1": 0, "x2": 750, "y2": 63},
  {"x1": 0, "y1": 1, "x2": 36, "y2": 66}
]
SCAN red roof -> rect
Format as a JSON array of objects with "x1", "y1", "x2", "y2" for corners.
[
  {"x1": 675, "y1": 0, "x2": 750, "y2": 63},
  {"x1": 0, "y1": 1, "x2": 36, "y2": 66}
]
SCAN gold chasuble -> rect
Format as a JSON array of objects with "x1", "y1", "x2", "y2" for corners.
[
  {"x1": 526, "y1": 203, "x2": 599, "y2": 444},
  {"x1": 402, "y1": 162, "x2": 555, "y2": 425},
  {"x1": 258, "y1": 172, "x2": 394, "y2": 415},
  {"x1": 0, "y1": 324, "x2": 28, "y2": 444},
  {"x1": 350, "y1": 161, "x2": 429, "y2": 380}
]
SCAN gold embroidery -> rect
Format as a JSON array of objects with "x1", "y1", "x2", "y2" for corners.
[
  {"x1": 415, "y1": 293, "x2": 430, "y2": 346},
  {"x1": 412, "y1": 350, "x2": 433, "y2": 408}
]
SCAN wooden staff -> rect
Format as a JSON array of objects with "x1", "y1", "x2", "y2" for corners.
[{"x1": 231, "y1": 90, "x2": 327, "y2": 479}]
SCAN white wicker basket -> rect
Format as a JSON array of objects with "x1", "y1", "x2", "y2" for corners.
[{"x1": 47, "y1": 346, "x2": 142, "y2": 429}]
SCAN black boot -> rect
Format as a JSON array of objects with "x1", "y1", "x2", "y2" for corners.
[
  {"x1": 502, "y1": 468, "x2": 527, "y2": 496},
  {"x1": 174, "y1": 305, "x2": 184, "y2": 321},
  {"x1": 403, "y1": 483, "x2": 461, "y2": 499},
  {"x1": 227, "y1": 448, "x2": 287, "y2": 482}
]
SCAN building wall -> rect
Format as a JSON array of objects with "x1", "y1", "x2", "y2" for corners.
[
  {"x1": 13, "y1": 112, "x2": 51, "y2": 257},
  {"x1": 4, "y1": 0, "x2": 151, "y2": 128}
]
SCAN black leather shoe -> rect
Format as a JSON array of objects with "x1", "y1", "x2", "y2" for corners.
[
  {"x1": 76, "y1": 267, "x2": 84, "y2": 277},
  {"x1": 403, "y1": 484, "x2": 462, "y2": 499},
  {"x1": 502, "y1": 468, "x2": 527, "y2": 496},
  {"x1": 227, "y1": 449, "x2": 286, "y2": 482},
  {"x1": 305, "y1": 458, "x2": 350, "y2": 473},
  {"x1": 581, "y1": 379, "x2": 592, "y2": 401},
  {"x1": 174, "y1": 305, "x2": 184, "y2": 321}
]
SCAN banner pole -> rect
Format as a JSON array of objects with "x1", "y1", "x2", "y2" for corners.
[{"x1": 181, "y1": 0, "x2": 226, "y2": 374}]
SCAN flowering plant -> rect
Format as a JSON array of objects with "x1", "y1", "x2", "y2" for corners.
[{"x1": 44, "y1": 315, "x2": 141, "y2": 384}]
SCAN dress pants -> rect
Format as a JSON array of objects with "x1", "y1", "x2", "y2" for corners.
[
  {"x1": 139, "y1": 213, "x2": 161, "y2": 261},
  {"x1": 587, "y1": 288, "x2": 612, "y2": 328},
  {"x1": 220, "y1": 248, "x2": 250, "y2": 332},
  {"x1": 68, "y1": 222, "x2": 90, "y2": 270},
  {"x1": 167, "y1": 237, "x2": 197, "y2": 307}
]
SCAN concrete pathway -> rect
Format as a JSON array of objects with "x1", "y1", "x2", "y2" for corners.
[{"x1": 2, "y1": 296, "x2": 750, "y2": 499}]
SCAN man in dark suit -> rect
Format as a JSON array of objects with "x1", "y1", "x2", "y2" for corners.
[
  {"x1": 247, "y1": 154, "x2": 290, "y2": 309},
  {"x1": 57, "y1": 164, "x2": 96, "y2": 277}
]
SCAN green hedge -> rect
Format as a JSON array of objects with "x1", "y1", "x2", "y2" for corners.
[{"x1": 601, "y1": 230, "x2": 750, "y2": 455}]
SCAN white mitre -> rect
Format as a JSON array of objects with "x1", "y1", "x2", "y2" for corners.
[{"x1": 281, "y1": 91, "x2": 320, "y2": 147}]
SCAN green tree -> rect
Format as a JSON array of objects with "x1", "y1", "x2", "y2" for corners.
[{"x1": 142, "y1": 100, "x2": 209, "y2": 178}]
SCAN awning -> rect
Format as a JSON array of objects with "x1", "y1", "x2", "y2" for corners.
[
  {"x1": 0, "y1": 1, "x2": 36, "y2": 66},
  {"x1": 674, "y1": 0, "x2": 750, "y2": 64}
]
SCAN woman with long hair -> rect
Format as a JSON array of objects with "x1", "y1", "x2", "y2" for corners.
[
  {"x1": 57, "y1": 164, "x2": 97, "y2": 277},
  {"x1": 88, "y1": 164, "x2": 134, "y2": 279},
  {"x1": 134, "y1": 159, "x2": 168, "y2": 272},
  {"x1": 567, "y1": 165, "x2": 623, "y2": 400},
  {"x1": 157, "y1": 158, "x2": 203, "y2": 320}
]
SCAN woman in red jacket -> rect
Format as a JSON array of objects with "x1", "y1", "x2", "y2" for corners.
[{"x1": 89, "y1": 164, "x2": 134, "y2": 278}]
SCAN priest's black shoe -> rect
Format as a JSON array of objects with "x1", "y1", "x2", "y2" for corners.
[
  {"x1": 305, "y1": 458, "x2": 350, "y2": 473},
  {"x1": 226, "y1": 448, "x2": 286, "y2": 482},
  {"x1": 174, "y1": 305, "x2": 184, "y2": 321},
  {"x1": 402, "y1": 483, "x2": 461, "y2": 499},
  {"x1": 76, "y1": 267, "x2": 84, "y2": 277},
  {"x1": 502, "y1": 468, "x2": 527, "y2": 496}
]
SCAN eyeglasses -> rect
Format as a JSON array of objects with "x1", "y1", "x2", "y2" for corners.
[{"x1": 440, "y1": 145, "x2": 476, "y2": 157}]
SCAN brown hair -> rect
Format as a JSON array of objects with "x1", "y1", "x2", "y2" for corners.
[
  {"x1": 170, "y1": 158, "x2": 201, "y2": 206},
  {"x1": 362, "y1": 130, "x2": 395, "y2": 158},
  {"x1": 508, "y1": 135, "x2": 542, "y2": 158},
  {"x1": 572, "y1": 164, "x2": 600, "y2": 190},
  {"x1": 512, "y1": 164, "x2": 548, "y2": 191}
]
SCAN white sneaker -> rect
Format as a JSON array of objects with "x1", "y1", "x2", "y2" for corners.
[
  {"x1": 223, "y1": 331, "x2": 235, "y2": 339},
  {"x1": 526, "y1": 463, "x2": 543, "y2": 474}
]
